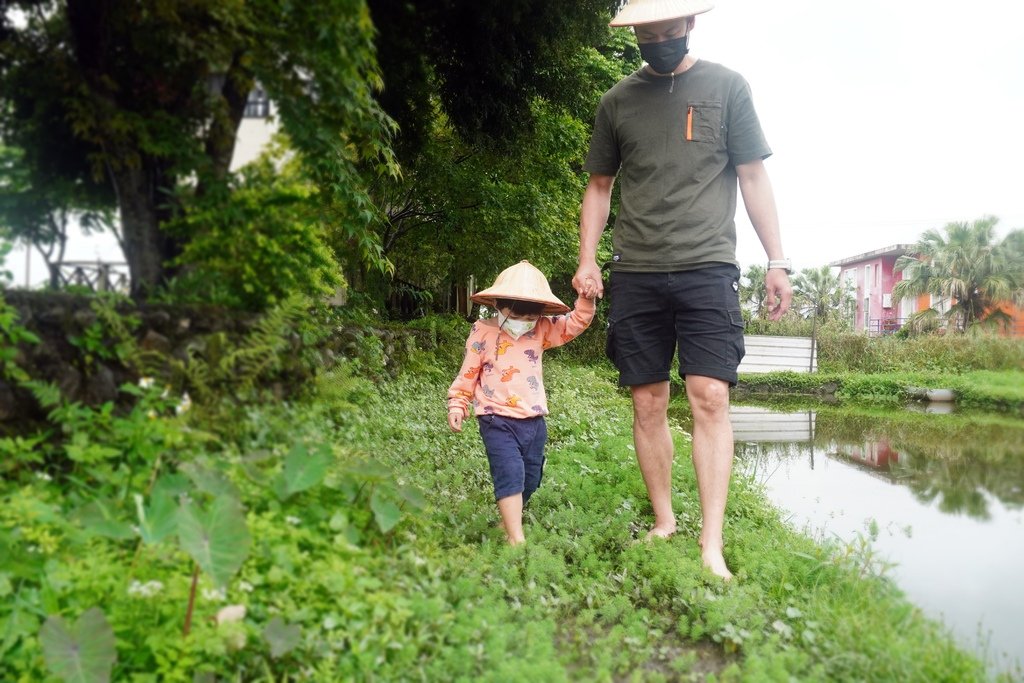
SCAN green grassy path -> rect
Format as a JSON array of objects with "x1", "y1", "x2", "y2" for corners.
[
  {"x1": 1, "y1": 359, "x2": 1003, "y2": 681},
  {"x1": 360, "y1": 361, "x2": 997, "y2": 682}
]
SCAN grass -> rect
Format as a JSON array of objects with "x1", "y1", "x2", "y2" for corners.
[
  {"x1": 2, "y1": 353, "x2": 1012, "y2": 681},
  {"x1": 347, "y1": 359, "x2": 1001, "y2": 681},
  {"x1": 736, "y1": 369, "x2": 1024, "y2": 412}
]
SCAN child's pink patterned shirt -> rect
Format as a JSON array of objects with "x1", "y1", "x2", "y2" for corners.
[{"x1": 447, "y1": 297, "x2": 596, "y2": 419}]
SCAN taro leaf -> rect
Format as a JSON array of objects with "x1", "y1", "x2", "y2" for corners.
[
  {"x1": 177, "y1": 495, "x2": 251, "y2": 587},
  {"x1": 240, "y1": 449, "x2": 275, "y2": 485},
  {"x1": 77, "y1": 499, "x2": 134, "y2": 541},
  {"x1": 154, "y1": 473, "x2": 191, "y2": 497},
  {"x1": 134, "y1": 488, "x2": 177, "y2": 546},
  {"x1": 180, "y1": 461, "x2": 240, "y2": 500},
  {"x1": 396, "y1": 484, "x2": 427, "y2": 510},
  {"x1": 347, "y1": 457, "x2": 392, "y2": 480},
  {"x1": 275, "y1": 443, "x2": 332, "y2": 500},
  {"x1": 39, "y1": 607, "x2": 117, "y2": 683},
  {"x1": 263, "y1": 616, "x2": 302, "y2": 659},
  {"x1": 370, "y1": 489, "x2": 402, "y2": 533}
]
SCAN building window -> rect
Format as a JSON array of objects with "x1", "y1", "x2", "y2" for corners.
[
  {"x1": 244, "y1": 88, "x2": 270, "y2": 118},
  {"x1": 864, "y1": 264, "x2": 872, "y2": 293}
]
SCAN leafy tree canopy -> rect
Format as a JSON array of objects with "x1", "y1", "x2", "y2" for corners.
[
  {"x1": 0, "y1": 0, "x2": 396, "y2": 297},
  {"x1": 367, "y1": 0, "x2": 626, "y2": 156},
  {"x1": 893, "y1": 216, "x2": 1024, "y2": 333}
]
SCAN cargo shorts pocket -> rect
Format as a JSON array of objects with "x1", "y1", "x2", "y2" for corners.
[
  {"x1": 729, "y1": 308, "x2": 746, "y2": 362},
  {"x1": 604, "y1": 317, "x2": 617, "y2": 365}
]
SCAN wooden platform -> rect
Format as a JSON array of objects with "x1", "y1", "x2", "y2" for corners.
[{"x1": 738, "y1": 335, "x2": 817, "y2": 374}]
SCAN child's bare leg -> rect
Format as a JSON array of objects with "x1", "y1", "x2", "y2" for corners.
[{"x1": 496, "y1": 494, "x2": 525, "y2": 545}]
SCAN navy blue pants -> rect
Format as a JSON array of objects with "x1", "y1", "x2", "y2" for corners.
[{"x1": 477, "y1": 414, "x2": 547, "y2": 504}]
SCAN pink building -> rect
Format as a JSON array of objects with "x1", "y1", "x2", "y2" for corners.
[{"x1": 829, "y1": 244, "x2": 919, "y2": 334}]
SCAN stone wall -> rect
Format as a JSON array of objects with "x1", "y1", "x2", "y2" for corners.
[{"x1": 0, "y1": 291, "x2": 428, "y2": 425}]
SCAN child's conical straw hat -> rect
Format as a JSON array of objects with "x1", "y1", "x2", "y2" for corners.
[{"x1": 471, "y1": 260, "x2": 569, "y2": 315}]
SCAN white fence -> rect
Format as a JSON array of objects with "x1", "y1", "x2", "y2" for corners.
[{"x1": 738, "y1": 335, "x2": 817, "y2": 374}]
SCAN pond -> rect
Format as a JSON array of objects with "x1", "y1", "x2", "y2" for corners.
[{"x1": 689, "y1": 401, "x2": 1024, "y2": 677}]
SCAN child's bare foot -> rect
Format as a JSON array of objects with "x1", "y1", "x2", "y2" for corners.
[
  {"x1": 643, "y1": 524, "x2": 677, "y2": 542},
  {"x1": 701, "y1": 547, "x2": 733, "y2": 581},
  {"x1": 506, "y1": 534, "x2": 525, "y2": 546}
]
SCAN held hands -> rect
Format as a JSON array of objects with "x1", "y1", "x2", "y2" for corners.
[
  {"x1": 765, "y1": 268, "x2": 793, "y2": 321},
  {"x1": 447, "y1": 409, "x2": 464, "y2": 433},
  {"x1": 572, "y1": 262, "x2": 603, "y2": 300}
]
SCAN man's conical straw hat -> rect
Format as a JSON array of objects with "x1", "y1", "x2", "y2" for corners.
[
  {"x1": 471, "y1": 260, "x2": 569, "y2": 315},
  {"x1": 610, "y1": 0, "x2": 714, "y2": 27}
]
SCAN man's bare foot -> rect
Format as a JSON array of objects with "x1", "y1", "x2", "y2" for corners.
[
  {"x1": 701, "y1": 548, "x2": 733, "y2": 581},
  {"x1": 644, "y1": 525, "x2": 677, "y2": 542}
]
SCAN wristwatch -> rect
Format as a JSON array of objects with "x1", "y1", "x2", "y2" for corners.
[{"x1": 767, "y1": 258, "x2": 792, "y2": 274}]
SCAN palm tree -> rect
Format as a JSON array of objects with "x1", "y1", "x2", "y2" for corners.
[
  {"x1": 791, "y1": 265, "x2": 854, "y2": 322},
  {"x1": 893, "y1": 216, "x2": 1024, "y2": 333},
  {"x1": 740, "y1": 264, "x2": 768, "y2": 319}
]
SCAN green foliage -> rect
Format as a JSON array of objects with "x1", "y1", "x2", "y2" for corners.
[
  {"x1": 39, "y1": 607, "x2": 117, "y2": 683},
  {"x1": 816, "y1": 327, "x2": 1024, "y2": 374},
  {"x1": 740, "y1": 264, "x2": 769, "y2": 319},
  {"x1": 894, "y1": 216, "x2": 1024, "y2": 332},
  {"x1": 166, "y1": 295, "x2": 311, "y2": 409},
  {"x1": 164, "y1": 149, "x2": 343, "y2": 310},
  {"x1": 0, "y1": 310, "x2": 1008, "y2": 680},
  {"x1": 272, "y1": 442, "x2": 333, "y2": 500},
  {"x1": 263, "y1": 616, "x2": 302, "y2": 659},
  {"x1": 378, "y1": 100, "x2": 592, "y2": 308},
  {"x1": 1, "y1": 0, "x2": 395, "y2": 293},
  {"x1": 369, "y1": 0, "x2": 622, "y2": 148},
  {"x1": 366, "y1": 18, "x2": 636, "y2": 313},
  {"x1": 0, "y1": 291, "x2": 40, "y2": 383},
  {"x1": 791, "y1": 264, "x2": 856, "y2": 322},
  {"x1": 177, "y1": 496, "x2": 251, "y2": 588}
]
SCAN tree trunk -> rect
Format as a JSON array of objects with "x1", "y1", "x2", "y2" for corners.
[{"x1": 109, "y1": 161, "x2": 181, "y2": 298}]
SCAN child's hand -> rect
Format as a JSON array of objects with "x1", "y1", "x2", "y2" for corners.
[{"x1": 447, "y1": 409, "x2": 464, "y2": 432}]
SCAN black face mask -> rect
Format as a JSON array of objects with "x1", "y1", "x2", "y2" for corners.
[{"x1": 638, "y1": 34, "x2": 689, "y2": 75}]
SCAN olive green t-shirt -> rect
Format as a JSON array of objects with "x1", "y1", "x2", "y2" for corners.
[{"x1": 584, "y1": 60, "x2": 771, "y2": 272}]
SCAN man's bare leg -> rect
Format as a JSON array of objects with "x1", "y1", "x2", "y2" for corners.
[
  {"x1": 686, "y1": 375, "x2": 734, "y2": 580},
  {"x1": 496, "y1": 494, "x2": 525, "y2": 545},
  {"x1": 631, "y1": 382, "x2": 677, "y2": 539}
]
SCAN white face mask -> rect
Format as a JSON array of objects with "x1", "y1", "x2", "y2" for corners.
[{"x1": 497, "y1": 311, "x2": 537, "y2": 339}]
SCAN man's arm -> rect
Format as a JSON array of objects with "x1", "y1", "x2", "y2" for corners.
[
  {"x1": 736, "y1": 159, "x2": 792, "y2": 320},
  {"x1": 573, "y1": 173, "x2": 615, "y2": 299}
]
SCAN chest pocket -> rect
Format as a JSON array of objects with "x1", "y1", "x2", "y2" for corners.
[{"x1": 686, "y1": 101, "x2": 723, "y2": 144}]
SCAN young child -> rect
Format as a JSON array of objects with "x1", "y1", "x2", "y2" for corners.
[{"x1": 447, "y1": 260, "x2": 595, "y2": 545}]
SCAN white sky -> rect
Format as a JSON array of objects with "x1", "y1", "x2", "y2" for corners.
[
  {"x1": 6, "y1": 0, "x2": 1024, "y2": 286},
  {"x1": 700, "y1": 0, "x2": 1024, "y2": 271}
]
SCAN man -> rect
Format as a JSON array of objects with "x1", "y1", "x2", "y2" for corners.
[{"x1": 573, "y1": 0, "x2": 792, "y2": 579}]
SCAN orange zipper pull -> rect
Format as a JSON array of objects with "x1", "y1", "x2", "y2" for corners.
[{"x1": 686, "y1": 105, "x2": 694, "y2": 141}]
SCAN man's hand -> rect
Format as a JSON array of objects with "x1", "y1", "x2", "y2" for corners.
[
  {"x1": 765, "y1": 269, "x2": 793, "y2": 320},
  {"x1": 572, "y1": 262, "x2": 604, "y2": 300},
  {"x1": 447, "y1": 409, "x2": 464, "y2": 432}
]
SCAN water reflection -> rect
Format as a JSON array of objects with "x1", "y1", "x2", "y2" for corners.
[{"x1": 717, "y1": 403, "x2": 1024, "y2": 677}]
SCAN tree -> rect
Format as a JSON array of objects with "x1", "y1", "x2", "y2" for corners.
[
  {"x1": 893, "y1": 216, "x2": 1024, "y2": 333},
  {"x1": 791, "y1": 265, "x2": 854, "y2": 322},
  {"x1": 360, "y1": 5, "x2": 636, "y2": 311},
  {"x1": 740, "y1": 265, "x2": 768, "y2": 319},
  {"x1": 0, "y1": 144, "x2": 115, "y2": 274},
  {"x1": 0, "y1": 0, "x2": 395, "y2": 297},
  {"x1": 367, "y1": 0, "x2": 622, "y2": 154}
]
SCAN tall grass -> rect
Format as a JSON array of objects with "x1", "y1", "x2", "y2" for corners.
[{"x1": 816, "y1": 329, "x2": 1024, "y2": 373}]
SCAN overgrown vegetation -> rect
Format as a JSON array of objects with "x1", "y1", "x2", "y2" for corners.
[{"x1": 0, "y1": 298, "x2": 1010, "y2": 681}]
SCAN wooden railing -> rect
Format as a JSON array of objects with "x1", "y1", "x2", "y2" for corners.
[{"x1": 49, "y1": 261, "x2": 130, "y2": 294}]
